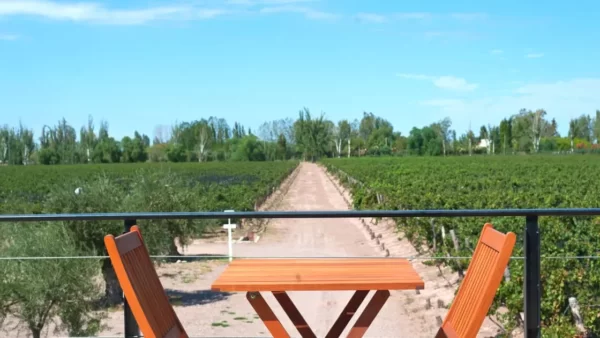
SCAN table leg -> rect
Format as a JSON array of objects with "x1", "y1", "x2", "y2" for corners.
[
  {"x1": 273, "y1": 291, "x2": 316, "y2": 338},
  {"x1": 346, "y1": 290, "x2": 390, "y2": 338},
  {"x1": 246, "y1": 292, "x2": 290, "y2": 338},
  {"x1": 325, "y1": 290, "x2": 369, "y2": 338}
]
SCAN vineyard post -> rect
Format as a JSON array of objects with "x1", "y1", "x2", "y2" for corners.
[
  {"x1": 224, "y1": 210, "x2": 236, "y2": 262},
  {"x1": 524, "y1": 215, "x2": 541, "y2": 338},
  {"x1": 431, "y1": 219, "x2": 436, "y2": 252},
  {"x1": 449, "y1": 229, "x2": 464, "y2": 279},
  {"x1": 568, "y1": 297, "x2": 588, "y2": 336},
  {"x1": 123, "y1": 219, "x2": 140, "y2": 338}
]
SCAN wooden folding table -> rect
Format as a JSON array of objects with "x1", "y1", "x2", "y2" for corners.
[{"x1": 211, "y1": 258, "x2": 425, "y2": 338}]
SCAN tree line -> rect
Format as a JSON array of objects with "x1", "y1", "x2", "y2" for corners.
[{"x1": 1, "y1": 108, "x2": 600, "y2": 165}]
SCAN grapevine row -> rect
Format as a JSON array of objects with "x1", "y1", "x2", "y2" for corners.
[{"x1": 322, "y1": 156, "x2": 600, "y2": 336}]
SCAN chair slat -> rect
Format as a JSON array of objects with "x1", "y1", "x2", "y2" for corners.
[
  {"x1": 437, "y1": 223, "x2": 516, "y2": 338},
  {"x1": 105, "y1": 226, "x2": 188, "y2": 338}
]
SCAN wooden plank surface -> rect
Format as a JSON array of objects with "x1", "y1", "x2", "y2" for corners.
[{"x1": 211, "y1": 258, "x2": 425, "y2": 291}]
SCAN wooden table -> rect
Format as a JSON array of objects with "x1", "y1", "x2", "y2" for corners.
[{"x1": 211, "y1": 258, "x2": 425, "y2": 338}]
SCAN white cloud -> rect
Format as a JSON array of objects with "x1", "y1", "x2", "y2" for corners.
[
  {"x1": 449, "y1": 12, "x2": 487, "y2": 21},
  {"x1": 259, "y1": 5, "x2": 337, "y2": 20},
  {"x1": 0, "y1": 34, "x2": 19, "y2": 41},
  {"x1": 490, "y1": 49, "x2": 503, "y2": 54},
  {"x1": 397, "y1": 73, "x2": 478, "y2": 92},
  {"x1": 355, "y1": 13, "x2": 387, "y2": 24},
  {"x1": 418, "y1": 78, "x2": 600, "y2": 135},
  {"x1": 227, "y1": 0, "x2": 316, "y2": 4},
  {"x1": 434, "y1": 76, "x2": 478, "y2": 91},
  {"x1": 0, "y1": 0, "x2": 226, "y2": 24},
  {"x1": 393, "y1": 12, "x2": 431, "y2": 20},
  {"x1": 526, "y1": 53, "x2": 544, "y2": 58},
  {"x1": 354, "y1": 12, "x2": 485, "y2": 23}
]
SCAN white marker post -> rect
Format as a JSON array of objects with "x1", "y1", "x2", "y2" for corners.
[{"x1": 223, "y1": 210, "x2": 236, "y2": 262}]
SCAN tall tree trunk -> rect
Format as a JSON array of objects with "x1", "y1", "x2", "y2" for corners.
[
  {"x1": 347, "y1": 139, "x2": 350, "y2": 158},
  {"x1": 571, "y1": 138, "x2": 574, "y2": 153},
  {"x1": 102, "y1": 259, "x2": 122, "y2": 306},
  {"x1": 169, "y1": 239, "x2": 181, "y2": 257},
  {"x1": 29, "y1": 326, "x2": 41, "y2": 338},
  {"x1": 468, "y1": 138, "x2": 472, "y2": 156},
  {"x1": 442, "y1": 140, "x2": 446, "y2": 156}
]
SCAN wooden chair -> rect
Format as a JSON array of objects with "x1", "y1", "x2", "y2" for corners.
[
  {"x1": 104, "y1": 226, "x2": 188, "y2": 338},
  {"x1": 436, "y1": 223, "x2": 516, "y2": 338}
]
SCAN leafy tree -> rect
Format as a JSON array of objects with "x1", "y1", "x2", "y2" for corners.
[
  {"x1": 43, "y1": 175, "x2": 125, "y2": 305},
  {"x1": 123, "y1": 170, "x2": 201, "y2": 257},
  {"x1": 293, "y1": 108, "x2": 331, "y2": 161},
  {"x1": 499, "y1": 118, "x2": 513, "y2": 154},
  {"x1": 432, "y1": 118, "x2": 452, "y2": 156},
  {"x1": 231, "y1": 135, "x2": 266, "y2": 161},
  {"x1": 0, "y1": 223, "x2": 103, "y2": 338},
  {"x1": 79, "y1": 115, "x2": 97, "y2": 163},
  {"x1": 276, "y1": 133, "x2": 287, "y2": 160}
]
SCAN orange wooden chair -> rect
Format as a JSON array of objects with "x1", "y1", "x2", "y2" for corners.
[
  {"x1": 104, "y1": 226, "x2": 188, "y2": 338},
  {"x1": 436, "y1": 223, "x2": 516, "y2": 338}
]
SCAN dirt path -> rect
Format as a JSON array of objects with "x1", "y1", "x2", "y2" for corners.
[
  {"x1": 94, "y1": 162, "x2": 503, "y2": 337},
  {"x1": 158, "y1": 162, "x2": 436, "y2": 337},
  {"x1": 3, "y1": 162, "x2": 506, "y2": 338}
]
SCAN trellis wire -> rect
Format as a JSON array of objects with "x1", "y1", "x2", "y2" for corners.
[{"x1": 2, "y1": 255, "x2": 600, "y2": 260}]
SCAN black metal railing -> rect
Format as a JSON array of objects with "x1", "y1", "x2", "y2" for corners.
[{"x1": 2, "y1": 208, "x2": 600, "y2": 338}]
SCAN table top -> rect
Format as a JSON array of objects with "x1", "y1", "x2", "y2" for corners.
[{"x1": 211, "y1": 258, "x2": 425, "y2": 292}]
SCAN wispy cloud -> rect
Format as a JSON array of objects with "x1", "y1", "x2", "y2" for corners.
[
  {"x1": 418, "y1": 78, "x2": 600, "y2": 135},
  {"x1": 354, "y1": 12, "x2": 485, "y2": 24},
  {"x1": 227, "y1": 0, "x2": 316, "y2": 5},
  {"x1": 397, "y1": 73, "x2": 478, "y2": 92},
  {"x1": 355, "y1": 12, "x2": 387, "y2": 24},
  {"x1": 449, "y1": 12, "x2": 487, "y2": 21},
  {"x1": 259, "y1": 5, "x2": 337, "y2": 20},
  {"x1": 0, "y1": 34, "x2": 19, "y2": 41},
  {"x1": 0, "y1": 0, "x2": 227, "y2": 24},
  {"x1": 526, "y1": 53, "x2": 544, "y2": 58},
  {"x1": 434, "y1": 76, "x2": 479, "y2": 91},
  {"x1": 392, "y1": 12, "x2": 432, "y2": 20},
  {"x1": 490, "y1": 49, "x2": 503, "y2": 55}
]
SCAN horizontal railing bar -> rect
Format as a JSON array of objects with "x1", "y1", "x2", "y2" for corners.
[
  {"x1": 59, "y1": 336, "x2": 269, "y2": 338},
  {"x1": 3, "y1": 255, "x2": 600, "y2": 260},
  {"x1": 1, "y1": 208, "x2": 600, "y2": 222}
]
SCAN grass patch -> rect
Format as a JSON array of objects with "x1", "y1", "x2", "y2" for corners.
[
  {"x1": 169, "y1": 295, "x2": 183, "y2": 306},
  {"x1": 233, "y1": 316, "x2": 247, "y2": 321},
  {"x1": 211, "y1": 320, "x2": 230, "y2": 327}
]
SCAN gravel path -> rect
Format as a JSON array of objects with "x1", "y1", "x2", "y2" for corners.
[{"x1": 159, "y1": 162, "x2": 433, "y2": 337}]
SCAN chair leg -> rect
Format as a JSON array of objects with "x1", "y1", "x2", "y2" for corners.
[
  {"x1": 325, "y1": 290, "x2": 369, "y2": 338},
  {"x1": 273, "y1": 291, "x2": 316, "y2": 338},
  {"x1": 346, "y1": 290, "x2": 390, "y2": 338},
  {"x1": 246, "y1": 292, "x2": 290, "y2": 338}
]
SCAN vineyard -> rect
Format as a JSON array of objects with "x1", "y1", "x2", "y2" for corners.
[
  {"x1": 0, "y1": 161, "x2": 297, "y2": 214},
  {"x1": 0, "y1": 161, "x2": 298, "y2": 337},
  {"x1": 322, "y1": 156, "x2": 600, "y2": 336}
]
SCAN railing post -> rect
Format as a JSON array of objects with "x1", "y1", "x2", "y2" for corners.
[
  {"x1": 524, "y1": 215, "x2": 541, "y2": 338},
  {"x1": 123, "y1": 219, "x2": 140, "y2": 338}
]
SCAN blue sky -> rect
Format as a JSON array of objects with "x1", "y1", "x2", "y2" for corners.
[{"x1": 1, "y1": 0, "x2": 599, "y2": 141}]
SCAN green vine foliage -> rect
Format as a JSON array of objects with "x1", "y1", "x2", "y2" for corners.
[{"x1": 323, "y1": 156, "x2": 600, "y2": 336}]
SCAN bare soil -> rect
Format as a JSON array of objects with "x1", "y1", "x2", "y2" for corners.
[{"x1": 3, "y1": 162, "x2": 509, "y2": 337}]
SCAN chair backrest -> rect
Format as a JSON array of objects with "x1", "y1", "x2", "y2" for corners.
[
  {"x1": 436, "y1": 223, "x2": 516, "y2": 338},
  {"x1": 104, "y1": 226, "x2": 188, "y2": 338}
]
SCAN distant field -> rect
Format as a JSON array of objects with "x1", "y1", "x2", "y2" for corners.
[
  {"x1": 322, "y1": 155, "x2": 600, "y2": 335},
  {"x1": 0, "y1": 161, "x2": 298, "y2": 213}
]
